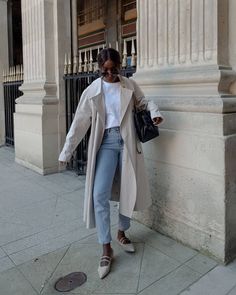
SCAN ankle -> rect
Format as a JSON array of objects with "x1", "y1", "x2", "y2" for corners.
[
  {"x1": 117, "y1": 230, "x2": 125, "y2": 238},
  {"x1": 102, "y1": 243, "x2": 112, "y2": 256}
]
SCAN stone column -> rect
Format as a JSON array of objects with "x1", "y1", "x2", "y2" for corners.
[
  {"x1": 106, "y1": 0, "x2": 118, "y2": 48},
  {"x1": 0, "y1": 0, "x2": 9, "y2": 145},
  {"x1": 229, "y1": 0, "x2": 236, "y2": 92},
  {"x1": 14, "y1": 0, "x2": 71, "y2": 174},
  {"x1": 71, "y1": 0, "x2": 77, "y2": 58},
  {"x1": 134, "y1": 0, "x2": 236, "y2": 263}
]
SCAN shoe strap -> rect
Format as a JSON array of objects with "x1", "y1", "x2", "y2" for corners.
[
  {"x1": 101, "y1": 256, "x2": 112, "y2": 261},
  {"x1": 119, "y1": 236, "x2": 131, "y2": 244}
]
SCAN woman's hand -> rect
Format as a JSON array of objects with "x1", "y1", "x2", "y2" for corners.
[{"x1": 152, "y1": 117, "x2": 163, "y2": 126}]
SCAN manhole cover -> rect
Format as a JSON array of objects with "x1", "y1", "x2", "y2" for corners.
[{"x1": 54, "y1": 272, "x2": 87, "y2": 292}]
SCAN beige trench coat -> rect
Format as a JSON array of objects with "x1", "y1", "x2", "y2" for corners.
[{"x1": 59, "y1": 75, "x2": 163, "y2": 229}]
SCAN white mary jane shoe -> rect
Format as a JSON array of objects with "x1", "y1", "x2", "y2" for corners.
[
  {"x1": 98, "y1": 251, "x2": 113, "y2": 279},
  {"x1": 117, "y1": 236, "x2": 135, "y2": 253}
]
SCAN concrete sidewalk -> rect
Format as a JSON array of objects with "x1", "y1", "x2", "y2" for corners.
[{"x1": 0, "y1": 146, "x2": 236, "y2": 295}]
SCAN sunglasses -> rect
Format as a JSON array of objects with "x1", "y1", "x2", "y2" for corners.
[{"x1": 101, "y1": 68, "x2": 120, "y2": 77}]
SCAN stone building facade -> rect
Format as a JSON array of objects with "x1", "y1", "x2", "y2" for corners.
[{"x1": 1, "y1": 0, "x2": 236, "y2": 263}]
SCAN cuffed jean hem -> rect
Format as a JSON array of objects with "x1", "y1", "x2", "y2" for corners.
[
  {"x1": 118, "y1": 213, "x2": 131, "y2": 231},
  {"x1": 98, "y1": 237, "x2": 112, "y2": 245}
]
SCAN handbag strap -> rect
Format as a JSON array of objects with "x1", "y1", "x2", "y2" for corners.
[
  {"x1": 133, "y1": 95, "x2": 138, "y2": 112},
  {"x1": 133, "y1": 94, "x2": 148, "y2": 113},
  {"x1": 133, "y1": 96, "x2": 142, "y2": 153}
]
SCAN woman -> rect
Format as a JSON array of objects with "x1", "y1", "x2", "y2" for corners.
[{"x1": 59, "y1": 48, "x2": 163, "y2": 279}]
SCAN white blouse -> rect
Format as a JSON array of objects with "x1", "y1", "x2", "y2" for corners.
[{"x1": 102, "y1": 80, "x2": 121, "y2": 129}]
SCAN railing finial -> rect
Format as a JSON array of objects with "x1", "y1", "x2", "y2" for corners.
[
  {"x1": 131, "y1": 38, "x2": 136, "y2": 67},
  {"x1": 78, "y1": 50, "x2": 82, "y2": 73},
  {"x1": 14, "y1": 66, "x2": 17, "y2": 81},
  {"x1": 73, "y1": 55, "x2": 78, "y2": 74},
  {"x1": 116, "y1": 41, "x2": 119, "y2": 52},
  {"x1": 9, "y1": 67, "x2": 12, "y2": 82},
  {"x1": 16, "y1": 65, "x2": 19, "y2": 81},
  {"x1": 122, "y1": 39, "x2": 127, "y2": 68},
  {"x1": 3, "y1": 69, "x2": 6, "y2": 83},
  {"x1": 20, "y1": 64, "x2": 24, "y2": 81},
  {"x1": 64, "y1": 53, "x2": 68, "y2": 75},
  {"x1": 68, "y1": 53, "x2": 72, "y2": 75},
  {"x1": 89, "y1": 48, "x2": 93, "y2": 72},
  {"x1": 84, "y1": 50, "x2": 88, "y2": 72},
  {"x1": 6, "y1": 68, "x2": 9, "y2": 82}
]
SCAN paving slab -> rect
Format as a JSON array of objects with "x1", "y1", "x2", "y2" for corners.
[
  {"x1": 0, "y1": 167, "x2": 27, "y2": 191},
  {"x1": 227, "y1": 284, "x2": 236, "y2": 295},
  {"x1": 129, "y1": 220, "x2": 197, "y2": 263},
  {"x1": 38, "y1": 171, "x2": 86, "y2": 195},
  {"x1": 8, "y1": 224, "x2": 96, "y2": 266},
  {"x1": 0, "y1": 196, "x2": 58, "y2": 230},
  {"x1": 0, "y1": 179, "x2": 57, "y2": 217},
  {"x1": 184, "y1": 253, "x2": 218, "y2": 275},
  {"x1": 59, "y1": 187, "x2": 86, "y2": 207},
  {"x1": 180, "y1": 260, "x2": 236, "y2": 295},
  {"x1": 17, "y1": 246, "x2": 69, "y2": 294},
  {"x1": 0, "y1": 219, "x2": 38, "y2": 246},
  {"x1": 0, "y1": 267, "x2": 38, "y2": 295},
  {"x1": 0, "y1": 190, "x2": 86, "y2": 246},
  {"x1": 138, "y1": 265, "x2": 201, "y2": 295},
  {"x1": 0, "y1": 256, "x2": 15, "y2": 272},
  {"x1": 0, "y1": 246, "x2": 7, "y2": 258},
  {"x1": 2, "y1": 217, "x2": 88, "y2": 255},
  {"x1": 25, "y1": 173, "x2": 84, "y2": 195},
  {"x1": 137, "y1": 244, "x2": 180, "y2": 292}
]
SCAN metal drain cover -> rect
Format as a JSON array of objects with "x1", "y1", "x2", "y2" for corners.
[{"x1": 54, "y1": 272, "x2": 87, "y2": 292}]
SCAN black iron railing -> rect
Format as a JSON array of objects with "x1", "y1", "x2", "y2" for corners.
[
  {"x1": 3, "y1": 66, "x2": 23, "y2": 147},
  {"x1": 63, "y1": 67, "x2": 136, "y2": 175},
  {"x1": 3, "y1": 79, "x2": 23, "y2": 146},
  {"x1": 64, "y1": 72, "x2": 99, "y2": 174}
]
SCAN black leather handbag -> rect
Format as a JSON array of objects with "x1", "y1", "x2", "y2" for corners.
[{"x1": 133, "y1": 105, "x2": 159, "y2": 143}]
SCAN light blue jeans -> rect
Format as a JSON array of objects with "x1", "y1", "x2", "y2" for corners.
[{"x1": 93, "y1": 127, "x2": 131, "y2": 244}]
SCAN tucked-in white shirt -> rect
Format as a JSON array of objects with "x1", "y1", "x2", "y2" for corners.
[{"x1": 102, "y1": 80, "x2": 121, "y2": 129}]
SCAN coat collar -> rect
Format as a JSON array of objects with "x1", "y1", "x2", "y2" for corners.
[{"x1": 90, "y1": 75, "x2": 133, "y2": 127}]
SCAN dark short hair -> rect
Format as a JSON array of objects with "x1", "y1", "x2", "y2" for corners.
[{"x1": 97, "y1": 48, "x2": 121, "y2": 68}]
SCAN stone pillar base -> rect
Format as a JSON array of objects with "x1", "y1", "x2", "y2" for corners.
[
  {"x1": 132, "y1": 87, "x2": 236, "y2": 263},
  {"x1": 14, "y1": 103, "x2": 60, "y2": 175}
]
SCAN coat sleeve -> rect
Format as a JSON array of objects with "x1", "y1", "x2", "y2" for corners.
[
  {"x1": 130, "y1": 78, "x2": 164, "y2": 121},
  {"x1": 59, "y1": 89, "x2": 92, "y2": 162}
]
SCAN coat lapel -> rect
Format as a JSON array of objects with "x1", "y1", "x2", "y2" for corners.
[
  {"x1": 119, "y1": 75, "x2": 133, "y2": 125},
  {"x1": 90, "y1": 78, "x2": 105, "y2": 128}
]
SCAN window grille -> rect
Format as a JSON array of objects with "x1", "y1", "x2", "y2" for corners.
[
  {"x1": 78, "y1": 0, "x2": 105, "y2": 26},
  {"x1": 122, "y1": 0, "x2": 136, "y2": 16}
]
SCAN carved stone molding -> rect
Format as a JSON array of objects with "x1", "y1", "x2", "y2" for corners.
[
  {"x1": 135, "y1": 0, "x2": 236, "y2": 101},
  {"x1": 137, "y1": 0, "x2": 219, "y2": 69},
  {"x1": 17, "y1": 0, "x2": 57, "y2": 105}
]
